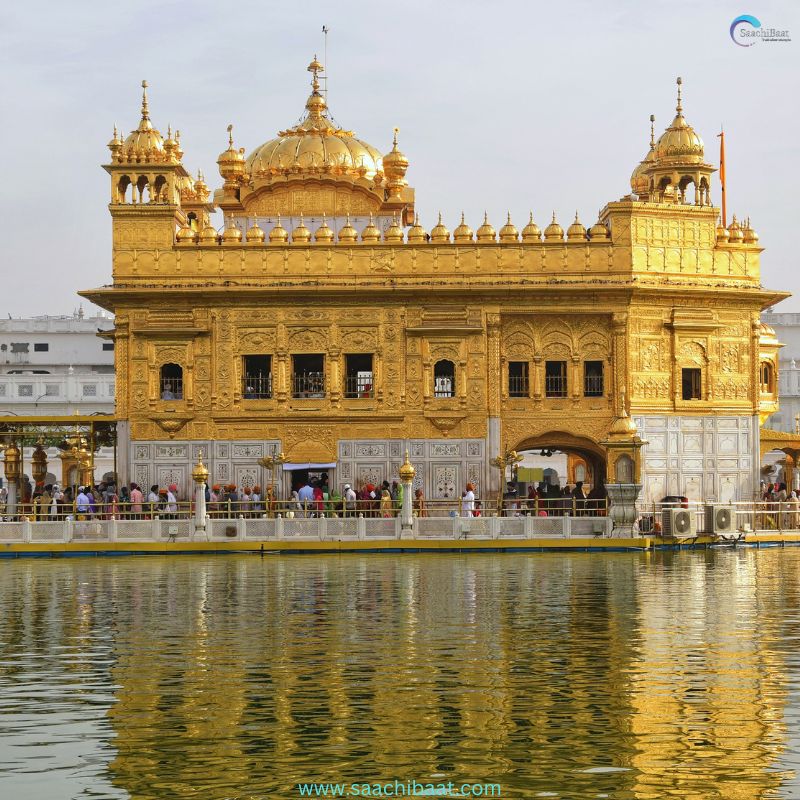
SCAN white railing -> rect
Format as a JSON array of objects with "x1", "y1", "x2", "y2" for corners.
[{"x1": 0, "y1": 514, "x2": 614, "y2": 543}]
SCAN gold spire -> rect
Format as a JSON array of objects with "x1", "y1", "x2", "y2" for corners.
[
  {"x1": 566, "y1": 211, "x2": 587, "y2": 241},
  {"x1": 384, "y1": 212, "x2": 404, "y2": 243},
  {"x1": 521, "y1": 212, "x2": 541, "y2": 242},
  {"x1": 222, "y1": 214, "x2": 243, "y2": 243},
  {"x1": 453, "y1": 212, "x2": 474, "y2": 243},
  {"x1": 246, "y1": 217, "x2": 266, "y2": 244},
  {"x1": 291, "y1": 214, "x2": 311, "y2": 244},
  {"x1": 269, "y1": 215, "x2": 289, "y2": 243},
  {"x1": 544, "y1": 212, "x2": 564, "y2": 241},
  {"x1": 649, "y1": 113, "x2": 656, "y2": 148},
  {"x1": 476, "y1": 212, "x2": 496, "y2": 243},
  {"x1": 430, "y1": 212, "x2": 450, "y2": 243},
  {"x1": 338, "y1": 213, "x2": 358, "y2": 243},
  {"x1": 314, "y1": 214, "x2": 334, "y2": 243},
  {"x1": 140, "y1": 79, "x2": 150, "y2": 124},
  {"x1": 498, "y1": 212, "x2": 518, "y2": 243},
  {"x1": 361, "y1": 212, "x2": 381, "y2": 243},
  {"x1": 407, "y1": 213, "x2": 427, "y2": 244},
  {"x1": 676, "y1": 76, "x2": 683, "y2": 114},
  {"x1": 399, "y1": 448, "x2": 416, "y2": 482}
]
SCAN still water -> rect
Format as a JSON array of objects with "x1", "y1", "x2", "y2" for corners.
[{"x1": 1, "y1": 550, "x2": 800, "y2": 799}]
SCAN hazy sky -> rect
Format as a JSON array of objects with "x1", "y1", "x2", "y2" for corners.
[{"x1": 1, "y1": 0, "x2": 797, "y2": 316}]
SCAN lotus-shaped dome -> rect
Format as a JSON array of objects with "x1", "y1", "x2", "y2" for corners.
[{"x1": 246, "y1": 60, "x2": 384, "y2": 182}]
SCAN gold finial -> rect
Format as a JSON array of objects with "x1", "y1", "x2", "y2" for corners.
[
  {"x1": 552, "y1": 211, "x2": 557, "y2": 222},
  {"x1": 393, "y1": 127, "x2": 399, "y2": 147},
  {"x1": 676, "y1": 76, "x2": 683, "y2": 114},
  {"x1": 649, "y1": 114, "x2": 655, "y2": 147},
  {"x1": 399, "y1": 448, "x2": 416, "y2": 482},
  {"x1": 113, "y1": 123, "x2": 119, "y2": 139},
  {"x1": 227, "y1": 123, "x2": 234, "y2": 147},
  {"x1": 574, "y1": 211, "x2": 579, "y2": 222},
  {"x1": 140, "y1": 79, "x2": 149, "y2": 120}
]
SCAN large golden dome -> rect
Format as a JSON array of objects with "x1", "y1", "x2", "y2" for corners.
[{"x1": 245, "y1": 61, "x2": 384, "y2": 182}]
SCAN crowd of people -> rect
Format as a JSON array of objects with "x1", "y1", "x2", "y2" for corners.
[
  {"x1": 759, "y1": 482, "x2": 800, "y2": 529},
  {"x1": 0, "y1": 473, "x2": 610, "y2": 522}
]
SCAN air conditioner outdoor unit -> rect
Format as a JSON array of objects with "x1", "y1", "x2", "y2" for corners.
[
  {"x1": 704, "y1": 504, "x2": 737, "y2": 534},
  {"x1": 662, "y1": 507, "x2": 696, "y2": 537}
]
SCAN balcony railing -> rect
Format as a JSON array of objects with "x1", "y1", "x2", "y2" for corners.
[
  {"x1": 293, "y1": 372, "x2": 325, "y2": 398},
  {"x1": 544, "y1": 375, "x2": 567, "y2": 398},
  {"x1": 508, "y1": 375, "x2": 529, "y2": 397},
  {"x1": 242, "y1": 375, "x2": 272, "y2": 399},
  {"x1": 584, "y1": 374, "x2": 604, "y2": 397},
  {"x1": 160, "y1": 378, "x2": 183, "y2": 400},
  {"x1": 344, "y1": 374, "x2": 374, "y2": 399}
]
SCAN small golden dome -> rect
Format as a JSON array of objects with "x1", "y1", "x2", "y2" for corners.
[
  {"x1": 521, "y1": 212, "x2": 541, "y2": 242},
  {"x1": 383, "y1": 128, "x2": 409, "y2": 180},
  {"x1": 430, "y1": 213, "x2": 450, "y2": 243},
  {"x1": 192, "y1": 452, "x2": 209, "y2": 484},
  {"x1": 163, "y1": 124, "x2": 178, "y2": 158},
  {"x1": 176, "y1": 220, "x2": 197, "y2": 244},
  {"x1": 398, "y1": 449, "x2": 416, "y2": 482},
  {"x1": 314, "y1": 216, "x2": 334, "y2": 243},
  {"x1": 307, "y1": 55, "x2": 324, "y2": 74},
  {"x1": 716, "y1": 220, "x2": 729, "y2": 243},
  {"x1": 120, "y1": 81, "x2": 166, "y2": 163},
  {"x1": 222, "y1": 215, "x2": 243, "y2": 243},
  {"x1": 589, "y1": 221, "x2": 610, "y2": 240},
  {"x1": 453, "y1": 213, "x2": 474, "y2": 243},
  {"x1": 269, "y1": 217, "x2": 289, "y2": 243},
  {"x1": 291, "y1": 216, "x2": 311, "y2": 244},
  {"x1": 566, "y1": 212, "x2": 587, "y2": 242},
  {"x1": 544, "y1": 212, "x2": 564, "y2": 241},
  {"x1": 194, "y1": 170, "x2": 209, "y2": 200},
  {"x1": 384, "y1": 213, "x2": 404, "y2": 243},
  {"x1": 198, "y1": 220, "x2": 219, "y2": 244},
  {"x1": 246, "y1": 218, "x2": 266, "y2": 243},
  {"x1": 654, "y1": 79, "x2": 704, "y2": 163},
  {"x1": 498, "y1": 213, "x2": 518, "y2": 243},
  {"x1": 728, "y1": 215, "x2": 743, "y2": 243},
  {"x1": 361, "y1": 213, "x2": 381, "y2": 243},
  {"x1": 338, "y1": 215, "x2": 358, "y2": 243},
  {"x1": 107, "y1": 124, "x2": 123, "y2": 158},
  {"x1": 476, "y1": 213, "x2": 496, "y2": 243},
  {"x1": 760, "y1": 321, "x2": 777, "y2": 338},
  {"x1": 743, "y1": 217, "x2": 759, "y2": 244},
  {"x1": 217, "y1": 124, "x2": 247, "y2": 181},
  {"x1": 609, "y1": 409, "x2": 638, "y2": 437},
  {"x1": 407, "y1": 213, "x2": 427, "y2": 243}
]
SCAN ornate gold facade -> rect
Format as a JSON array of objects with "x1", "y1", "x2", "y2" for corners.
[{"x1": 81, "y1": 64, "x2": 786, "y2": 502}]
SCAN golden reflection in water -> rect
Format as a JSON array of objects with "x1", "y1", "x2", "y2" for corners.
[
  {"x1": 1, "y1": 551, "x2": 799, "y2": 799},
  {"x1": 628, "y1": 550, "x2": 793, "y2": 799}
]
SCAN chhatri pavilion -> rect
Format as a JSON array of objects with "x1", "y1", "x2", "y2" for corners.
[{"x1": 81, "y1": 60, "x2": 786, "y2": 505}]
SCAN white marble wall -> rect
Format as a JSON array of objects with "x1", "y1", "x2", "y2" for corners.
[
  {"x1": 129, "y1": 437, "x2": 487, "y2": 502},
  {"x1": 634, "y1": 414, "x2": 760, "y2": 504}
]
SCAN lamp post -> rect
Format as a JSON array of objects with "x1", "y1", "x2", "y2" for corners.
[
  {"x1": 192, "y1": 450, "x2": 209, "y2": 539},
  {"x1": 258, "y1": 448, "x2": 287, "y2": 500},
  {"x1": 3, "y1": 442, "x2": 21, "y2": 518},
  {"x1": 489, "y1": 446, "x2": 523, "y2": 516},
  {"x1": 399, "y1": 449, "x2": 415, "y2": 532},
  {"x1": 32, "y1": 441, "x2": 48, "y2": 487}
]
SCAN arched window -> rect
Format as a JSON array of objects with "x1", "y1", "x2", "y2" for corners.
[
  {"x1": 433, "y1": 360, "x2": 455, "y2": 398},
  {"x1": 160, "y1": 363, "x2": 183, "y2": 400},
  {"x1": 760, "y1": 361, "x2": 774, "y2": 393}
]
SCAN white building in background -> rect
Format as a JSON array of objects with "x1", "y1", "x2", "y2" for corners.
[
  {"x1": 0, "y1": 309, "x2": 115, "y2": 414},
  {"x1": 0, "y1": 310, "x2": 116, "y2": 486},
  {"x1": 762, "y1": 311, "x2": 800, "y2": 433}
]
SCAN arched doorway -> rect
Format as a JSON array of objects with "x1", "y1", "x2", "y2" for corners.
[{"x1": 509, "y1": 432, "x2": 608, "y2": 511}]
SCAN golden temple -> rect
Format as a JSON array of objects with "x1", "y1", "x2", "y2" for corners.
[{"x1": 80, "y1": 61, "x2": 786, "y2": 504}]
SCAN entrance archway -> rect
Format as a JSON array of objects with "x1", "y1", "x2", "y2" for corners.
[{"x1": 512, "y1": 432, "x2": 607, "y2": 489}]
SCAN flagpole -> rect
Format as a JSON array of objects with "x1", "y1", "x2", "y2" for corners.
[{"x1": 717, "y1": 127, "x2": 727, "y2": 228}]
